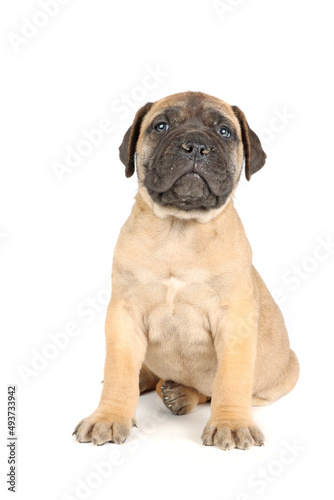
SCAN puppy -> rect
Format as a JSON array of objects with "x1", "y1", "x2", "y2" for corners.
[{"x1": 73, "y1": 91, "x2": 299, "y2": 450}]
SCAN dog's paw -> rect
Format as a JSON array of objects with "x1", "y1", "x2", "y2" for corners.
[
  {"x1": 201, "y1": 420, "x2": 264, "y2": 450},
  {"x1": 73, "y1": 411, "x2": 134, "y2": 446},
  {"x1": 161, "y1": 380, "x2": 197, "y2": 415}
]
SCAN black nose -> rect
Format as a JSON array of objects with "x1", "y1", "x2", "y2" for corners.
[{"x1": 181, "y1": 141, "x2": 210, "y2": 160}]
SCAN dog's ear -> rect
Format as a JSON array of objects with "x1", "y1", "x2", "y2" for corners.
[
  {"x1": 119, "y1": 102, "x2": 153, "y2": 178},
  {"x1": 232, "y1": 106, "x2": 266, "y2": 181}
]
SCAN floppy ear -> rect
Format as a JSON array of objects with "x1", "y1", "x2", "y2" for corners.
[
  {"x1": 232, "y1": 105, "x2": 267, "y2": 181},
  {"x1": 119, "y1": 102, "x2": 153, "y2": 178}
]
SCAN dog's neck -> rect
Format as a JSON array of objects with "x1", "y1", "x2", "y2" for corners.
[
  {"x1": 134, "y1": 190, "x2": 238, "y2": 233},
  {"x1": 136, "y1": 187, "x2": 236, "y2": 225}
]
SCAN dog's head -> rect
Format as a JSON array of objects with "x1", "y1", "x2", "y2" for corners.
[{"x1": 119, "y1": 92, "x2": 266, "y2": 220}]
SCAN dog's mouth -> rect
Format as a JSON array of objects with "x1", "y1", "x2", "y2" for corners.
[
  {"x1": 146, "y1": 172, "x2": 219, "y2": 211},
  {"x1": 143, "y1": 138, "x2": 236, "y2": 212}
]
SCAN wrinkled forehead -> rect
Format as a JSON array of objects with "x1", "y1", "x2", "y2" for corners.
[{"x1": 141, "y1": 92, "x2": 240, "y2": 133}]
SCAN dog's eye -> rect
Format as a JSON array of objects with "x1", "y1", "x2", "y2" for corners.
[
  {"x1": 155, "y1": 122, "x2": 169, "y2": 132},
  {"x1": 218, "y1": 126, "x2": 231, "y2": 138}
]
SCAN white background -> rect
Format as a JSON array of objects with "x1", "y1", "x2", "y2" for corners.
[{"x1": 1, "y1": 1, "x2": 333, "y2": 499}]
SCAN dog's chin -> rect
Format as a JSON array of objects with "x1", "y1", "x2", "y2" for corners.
[{"x1": 147, "y1": 173, "x2": 219, "y2": 211}]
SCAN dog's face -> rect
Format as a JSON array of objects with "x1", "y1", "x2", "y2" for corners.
[{"x1": 119, "y1": 92, "x2": 266, "y2": 220}]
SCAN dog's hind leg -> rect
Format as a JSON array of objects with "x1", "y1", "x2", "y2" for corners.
[
  {"x1": 156, "y1": 380, "x2": 210, "y2": 415},
  {"x1": 139, "y1": 364, "x2": 160, "y2": 394},
  {"x1": 252, "y1": 349, "x2": 300, "y2": 406}
]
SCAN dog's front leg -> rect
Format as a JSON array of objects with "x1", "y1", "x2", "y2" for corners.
[
  {"x1": 74, "y1": 297, "x2": 147, "y2": 445},
  {"x1": 202, "y1": 298, "x2": 264, "y2": 450}
]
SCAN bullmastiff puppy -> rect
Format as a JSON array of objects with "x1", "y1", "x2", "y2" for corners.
[{"x1": 73, "y1": 91, "x2": 299, "y2": 450}]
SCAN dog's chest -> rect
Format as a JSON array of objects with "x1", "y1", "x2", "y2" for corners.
[
  {"x1": 161, "y1": 275, "x2": 187, "y2": 304},
  {"x1": 139, "y1": 269, "x2": 219, "y2": 392},
  {"x1": 119, "y1": 226, "x2": 225, "y2": 344},
  {"x1": 141, "y1": 267, "x2": 218, "y2": 347},
  {"x1": 115, "y1": 219, "x2": 230, "y2": 392}
]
